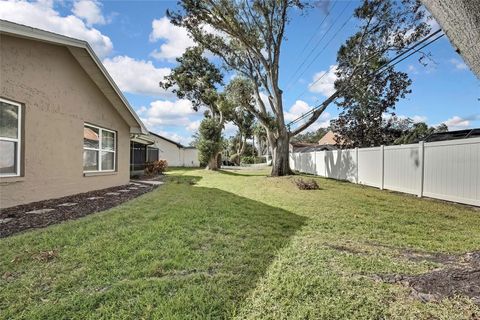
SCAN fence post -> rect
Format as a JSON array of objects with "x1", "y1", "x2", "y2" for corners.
[
  {"x1": 380, "y1": 145, "x2": 385, "y2": 190},
  {"x1": 418, "y1": 141, "x2": 424, "y2": 197},
  {"x1": 355, "y1": 147, "x2": 359, "y2": 184}
]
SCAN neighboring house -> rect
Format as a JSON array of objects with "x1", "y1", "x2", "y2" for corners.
[
  {"x1": 130, "y1": 132, "x2": 199, "y2": 175},
  {"x1": 148, "y1": 132, "x2": 199, "y2": 167},
  {"x1": 290, "y1": 142, "x2": 335, "y2": 153},
  {"x1": 424, "y1": 128, "x2": 480, "y2": 142},
  {"x1": 0, "y1": 20, "x2": 152, "y2": 208},
  {"x1": 317, "y1": 130, "x2": 343, "y2": 149}
]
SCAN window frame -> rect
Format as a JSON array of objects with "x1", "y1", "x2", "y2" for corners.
[
  {"x1": 0, "y1": 97, "x2": 22, "y2": 177},
  {"x1": 83, "y1": 123, "x2": 116, "y2": 173}
]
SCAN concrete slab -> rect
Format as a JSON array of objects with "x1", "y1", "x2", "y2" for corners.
[
  {"x1": 0, "y1": 218, "x2": 13, "y2": 224},
  {"x1": 131, "y1": 180, "x2": 164, "y2": 186},
  {"x1": 128, "y1": 187, "x2": 138, "y2": 190},
  {"x1": 105, "y1": 192, "x2": 120, "y2": 196},
  {"x1": 118, "y1": 189, "x2": 131, "y2": 193},
  {"x1": 26, "y1": 208, "x2": 55, "y2": 214},
  {"x1": 57, "y1": 202, "x2": 78, "y2": 207},
  {"x1": 86, "y1": 196, "x2": 103, "y2": 200}
]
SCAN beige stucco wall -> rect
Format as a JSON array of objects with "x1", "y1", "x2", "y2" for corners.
[{"x1": 0, "y1": 35, "x2": 131, "y2": 208}]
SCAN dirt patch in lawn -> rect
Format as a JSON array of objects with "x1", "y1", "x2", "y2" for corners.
[
  {"x1": 374, "y1": 251, "x2": 480, "y2": 305},
  {"x1": 0, "y1": 183, "x2": 157, "y2": 238},
  {"x1": 327, "y1": 242, "x2": 480, "y2": 305}
]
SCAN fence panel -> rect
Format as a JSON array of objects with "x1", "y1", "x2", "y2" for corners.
[
  {"x1": 383, "y1": 144, "x2": 421, "y2": 195},
  {"x1": 423, "y1": 138, "x2": 480, "y2": 206},
  {"x1": 357, "y1": 147, "x2": 382, "y2": 188},
  {"x1": 315, "y1": 151, "x2": 326, "y2": 177},
  {"x1": 324, "y1": 149, "x2": 357, "y2": 182}
]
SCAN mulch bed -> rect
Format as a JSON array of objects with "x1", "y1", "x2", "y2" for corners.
[{"x1": 0, "y1": 183, "x2": 157, "y2": 238}]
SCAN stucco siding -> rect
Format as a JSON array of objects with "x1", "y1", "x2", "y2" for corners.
[
  {"x1": 0, "y1": 35, "x2": 131, "y2": 208},
  {"x1": 148, "y1": 134, "x2": 199, "y2": 167}
]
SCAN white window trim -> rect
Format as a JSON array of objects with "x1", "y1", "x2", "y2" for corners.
[
  {"x1": 0, "y1": 97, "x2": 21, "y2": 177},
  {"x1": 83, "y1": 123, "x2": 116, "y2": 173}
]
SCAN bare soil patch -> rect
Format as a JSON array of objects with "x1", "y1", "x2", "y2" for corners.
[
  {"x1": 374, "y1": 250, "x2": 480, "y2": 305},
  {"x1": 0, "y1": 183, "x2": 157, "y2": 238}
]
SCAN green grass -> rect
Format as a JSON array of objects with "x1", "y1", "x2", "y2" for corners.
[{"x1": 1, "y1": 168, "x2": 479, "y2": 319}]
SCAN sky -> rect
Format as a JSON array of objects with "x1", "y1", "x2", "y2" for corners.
[{"x1": 1, "y1": 0, "x2": 479, "y2": 145}]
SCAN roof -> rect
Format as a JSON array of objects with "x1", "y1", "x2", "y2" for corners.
[
  {"x1": 425, "y1": 128, "x2": 480, "y2": 142},
  {"x1": 290, "y1": 142, "x2": 336, "y2": 152},
  {"x1": 149, "y1": 131, "x2": 185, "y2": 149},
  {"x1": 0, "y1": 19, "x2": 148, "y2": 134},
  {"x1": 318, "y1": 131, "x2": 338, "y2": 146}
]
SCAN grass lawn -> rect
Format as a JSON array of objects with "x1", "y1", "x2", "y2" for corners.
[{"x1": 1, "y1": 168, "x2": 480, "y2": 319}]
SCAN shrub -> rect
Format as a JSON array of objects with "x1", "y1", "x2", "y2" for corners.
[
  {"x1": 145, "y1": 159, "x2": 168, "y2": 176},
  {"x1": 295, "y1": 178, "x2": 319, "y2": 190},
  {"x1": 240, "y1": 156, "x2": 255, "y2": 165}
]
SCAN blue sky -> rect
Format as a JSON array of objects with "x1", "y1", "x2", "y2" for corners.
[{"x1": 1, "y1": 0, "x2": 479, "y2": 145}]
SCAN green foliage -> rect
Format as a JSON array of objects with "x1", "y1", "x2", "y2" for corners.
[
  {"x1": 197, "y1": 117, "x2": 223, "y2": 165},
  {"x1": 291, "y1": 127, "x2": 329, "y2": 144},
  {"x1": 332, "y1": 0, "x2": 431, "y2": 148},
  {"x1": 160, "y1": 46, "x2": 223, "y2": 114},
  {"x1": 240, "y1": 155, "x2": 255, "y2": 165},
  {"x1": 394, "y1": 122, "x2": 448, "y2": 145}
]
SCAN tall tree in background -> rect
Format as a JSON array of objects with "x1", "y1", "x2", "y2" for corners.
[
  {"x1": 160, "y1": 46, "x2": 224, "y2": 169},
  {"x1": 394, "y1": 121, "x2": 448, "y2": 144},
  {"x1": 168, "y1": 0, "x2": 304, "y2": 176},
  {"x1": 167, "y1": 0, "x2": 429, "y2": 175},
  {"x1": 331, "y1": 0, "x2": 431, "y2": 148},
  {"x1": 224, "y1": 78, "x2": 255, "y2": 165}
]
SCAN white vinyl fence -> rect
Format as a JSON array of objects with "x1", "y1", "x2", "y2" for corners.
[{"x1": 290, "y1": 137, "x2": 480, "y2": 206}]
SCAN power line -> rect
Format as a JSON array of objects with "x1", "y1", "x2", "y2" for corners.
[
  {"x1": 288, "y1": 5, "x2": 353, "y2": 93},
  {"x1": 293, "y1": 29, "x2": 443, "y2": 103},
  {"x1": 286, "y1": 30, "x2": 445, "y2": 128},
  {"x1": 296, "y1": 1, "x2": 338, "y2": 59},
  {"x1": 285, "y1": 1, "x2": 353, "y2": 91}
]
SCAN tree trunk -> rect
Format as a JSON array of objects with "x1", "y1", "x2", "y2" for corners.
[
  {"x1": 206, "y1": 153, "x2": 220, "y2": 170},
  {"x1": 269, "y1": 130, "x2": 292, "y2": 176}
]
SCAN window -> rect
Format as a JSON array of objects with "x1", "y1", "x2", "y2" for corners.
[
  {"x1": 0, "y1": 98, "x2": 21, "y2": 177},
  {"x1": 147, "y1": 147, "x2": 159, "y2": 162},
  {"x1": 83, "y1": 124, "x2": 116, "y2": 172}
]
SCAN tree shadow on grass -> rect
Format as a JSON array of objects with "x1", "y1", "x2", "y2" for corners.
[
  {"x1": 0, "y1": 173, "x2": 307, "y2": 319},
  {"x1": 217, "y1": 168, "x2": 268, "y2": 177}
]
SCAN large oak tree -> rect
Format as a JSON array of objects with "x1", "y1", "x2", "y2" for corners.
[{"x1": 167, "y1": 0, "x2": 430, "y2": 176}]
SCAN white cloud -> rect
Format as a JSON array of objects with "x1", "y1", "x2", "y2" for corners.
[
  {"x1": 449, "y1": 58, "x2": 468, "y2": 71},
  {"x1": 308, "y1": 65, "x2": 338, "y2": 97},
  {"x1": 443, "y1": 116, "x2": 470, "y2": 130},
  {"x1": 72, "y1": 0, "x2": 106, "y2": 26},
  {"x1": 412, "y1": 115, "x2": 428, "y2": 123},
  {"x1": 156, "y1": 130, "x2": 192, "y2": 146},
  {"x1": 140, "y1": 99, "x2": 203, "y2": 129},
  {"x1": 149, "y1": 17, "x2": 195, "y2": 61},
  {"x1": 0, "y1": 0, "x2": 113, "y2": 58},
  {"x1": 103, "y1": 56, "x2": 173, "y2": 97},
  {"x1": 223, "y1": 121, "x2": 237, "y2": 137},
  {"x1": 186, "y1": 120, "x2": 201, "y2": 132}
]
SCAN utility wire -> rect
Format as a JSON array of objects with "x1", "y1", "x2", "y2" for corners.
[
  {"x1": 292, "y1": 29, "x2": 443, "y2": 104},
  {"x1": 296, "y1": 0, "x2": 338, "y2": 58},
  {"x1": 285, "y1": 1, "x2": 352, "y2": 91},
  {"x1": 286, "y1": 30, "x2": 445, "y2": 128}
]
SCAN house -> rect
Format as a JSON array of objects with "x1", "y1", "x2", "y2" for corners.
[
  {"x1": 0, "y1": 20, "x2": 152, "y2": 208},
  {"x1": 130, "y1": 132, "x2": 199, "y2": 175},
  {"x1": 424, "y1": 128, "x2": 480, "y2": 142}
]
